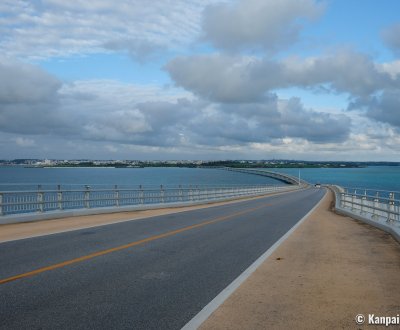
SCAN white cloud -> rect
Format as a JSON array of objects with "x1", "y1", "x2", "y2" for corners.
[
  {"x1": 0, "y1": 0, "x2": 221, "y2": 60},
  {"x1": 0, "y1": 58, "x2": 65, "y2": 135},
  {"x1": 0, "y1": 58, "x2": 351, "y2": 151},
  {"x1": 382, "y1": 23, "x2": 400, "y2": 55},
  {"x1": 0, "y1": 58, "x2": 60, "y2": 103},
  {"x1": 166, "y1": 50, "x2": 397, "y2": 103},
  {"x1": 359, "y1": 89, "x2": 400, "y2": 128},
  {"x1": 201, "y1": 0, "x2": 325, "y2": 52},
  {"x1": 1, "y1": 1, "x2": 400, "y2": 160},
  {"x1": 15, "y1": 137, "x2": 36, "y2": 147},
  {"x1": 377, "y1": 60, "x2": 400, "y2": 79}
]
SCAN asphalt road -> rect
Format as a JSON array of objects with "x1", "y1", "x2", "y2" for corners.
[{"x1": 0, "y1": 187, "x2": 325, "y2": 330}]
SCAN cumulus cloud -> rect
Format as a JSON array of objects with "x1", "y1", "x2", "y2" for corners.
[
  {"x1": 360, "y1": 90, "x2": 400, "y2": 128},
  {"x1": 166, "y1": 51, "x2": 396, "y2": 103},
  {"x1": 0, "y1": 59, "x2": 61, "y2": 103},
  {"x1": 382, "y1": 23, "x2": 400, "y2": 55},
  {"x1": 166, "y1": 54, "x2": 283, "y2": 102},
  {"x1": 0, "y1": 59, "x2": 350, "y2": 150},
  {"x1": 202, "y1": 0, "x2": 324, "y2": 52},
  {"x1": 0, "y1": 59, "x2": 67, "y2": 135},
  {"x1": 188, "y1": 97, "x2": 350, "y2": 145},
  {"x1": 282, "y1": 51, "x2": 395, "y2": 97},
  {"x1": 377, "y1": 60, "x2": 400, "y2": 79},
  {"x1": 2, "y1": 1, "x2": 399, "y2": 159}
]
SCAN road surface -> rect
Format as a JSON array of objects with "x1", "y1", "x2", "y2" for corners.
[{"x1": 0, "y1": 187, "x2": 325, "y2": 329}]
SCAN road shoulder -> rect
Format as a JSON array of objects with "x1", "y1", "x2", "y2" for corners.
[{"x1": 200, "y1": 190, "x2": 400, "y2": 329}]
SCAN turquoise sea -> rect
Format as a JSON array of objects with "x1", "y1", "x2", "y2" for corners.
[
  {"x1": 0, "y1": 167, "x2": 279, "y2": 191},
  {"x1": 0, "y1": 166, "x2": 399, "y2": 192},
  {"x1": 273, "y1": 166, "x2": 400, "y2": 192}
]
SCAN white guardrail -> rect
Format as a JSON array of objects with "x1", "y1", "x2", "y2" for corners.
[
  {"x1": 329, "y1": 186, "x2": 400, "y2": 243},
  {"x1": 330, "y1": 185, "x2": 400, "y2": 244},
  {"x1": 0, "y1": 184, "x2": 298, "y2": 218},
  {"x1": 331, "y1": 186, "x2": 400, "y2": 223}
]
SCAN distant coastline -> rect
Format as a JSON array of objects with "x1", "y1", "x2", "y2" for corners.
[{"x1": 1, "y1": 159, "x2": 399, "y2": 169}]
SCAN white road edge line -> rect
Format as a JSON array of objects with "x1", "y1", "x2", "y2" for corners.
[{"x1": 181, "y1": 188, "x2": 327, "y2": 330}]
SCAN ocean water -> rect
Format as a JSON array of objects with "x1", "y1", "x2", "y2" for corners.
[
  {"x1": 273, "y1": 166, "x2": 400, "y2": 192},
  {"x1": 0, "y1": 167, "x2": 281, "y2": 191},
  {"x1": 0, "y1": 166, "x2": 399, "y2": 192}
]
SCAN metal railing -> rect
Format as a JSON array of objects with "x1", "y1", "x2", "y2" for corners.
[
  {"x1": 0, "y1": 184, "x2": 298, "y2": 217},
  {"x1": 332, "y1": 186, "x2": 400, "y2": 223}
]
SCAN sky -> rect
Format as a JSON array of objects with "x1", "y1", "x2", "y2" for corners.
[{"x1": 1, "y1": 0, "x2": 400, "y2": 161}]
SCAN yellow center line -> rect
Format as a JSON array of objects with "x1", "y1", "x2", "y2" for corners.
[{"x1": 0, "y1": 202, "x2": 272, "y2": 285}]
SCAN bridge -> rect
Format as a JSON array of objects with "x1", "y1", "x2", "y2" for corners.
[
  {"x1": 221, "y1": 167, "x2": 304, "y2": 185},
  {"x1": 0, "y1": 169, "x2": 399, "y2": 329}
]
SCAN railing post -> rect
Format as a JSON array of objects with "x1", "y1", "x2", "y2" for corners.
[
  {"x1": 340, "y1": 192, "x2": 345, "y2": 208},
  {"x1": 179, "y1": 185, "x2": 183, "y2": 202},
  {"x1": 0, "y1": 193, "x2": 3, "y2": 216},
  {"x1": 84, "y1": 185, "x2": 90, "y2": 208},
  {"x1": 114, "y1": 185, "x2": 119, "y2": 207},
  {"x1": 139, "y1": 185, "x2": 144, "y2": 204},
  {"x1": 388, "y1": 192, "x2": 394, "y2": 222},
  {"x1": 396, "y1": 193, "x2": 400, "y2": 223},
  {"x1": 160, "y1": 185, "x2": 165, "y2": 203},
  {"x1": 351, "y1": 189, "x2": 356, "y2": 211},
  {"x1": 37, "y1": 185, "x2": 44, "y2": 212},
  {"x1": 57, "y1": 184, "x2": 63, "y2": 210},
  {"x1": 372, "y1": 192, "x2": 379, "y2": 219},
  {"x1": 189, "y1": 186, "x2": 193, "y2": 202},
  {"x1": 360, "y1": 189, "x2": 367, "y2": 214}
]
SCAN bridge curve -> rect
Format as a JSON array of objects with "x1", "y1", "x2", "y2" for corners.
[{"x1": 222, "y1": 167, "x2": 307, "y2": 186}]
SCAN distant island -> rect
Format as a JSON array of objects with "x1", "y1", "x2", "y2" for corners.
[{"x1": 1, "y1": 159, "x2": 399, "y2": 169}]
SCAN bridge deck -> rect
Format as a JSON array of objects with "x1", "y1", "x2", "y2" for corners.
[
  {"x1": 0, "y1": 188, "x2": 323, "y2": 329},
  {"x1": 2, "y1": 189, "x2": 398, "y2": 329}
]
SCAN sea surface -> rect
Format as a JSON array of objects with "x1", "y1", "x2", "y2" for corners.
[
  {"x1": 0, "y1": 166, "x2": 399, "y2": 192},
  {"x1": 0, "y1": 167, "x2": 280, "y2": 191},
  {"x1": 273, "y1": 166, "x2": 400, "y2": 192}
]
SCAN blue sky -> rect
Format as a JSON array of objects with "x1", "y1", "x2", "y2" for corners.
[{"x1": 1, "y1": 0, "x2": 400, "y2": 160}]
